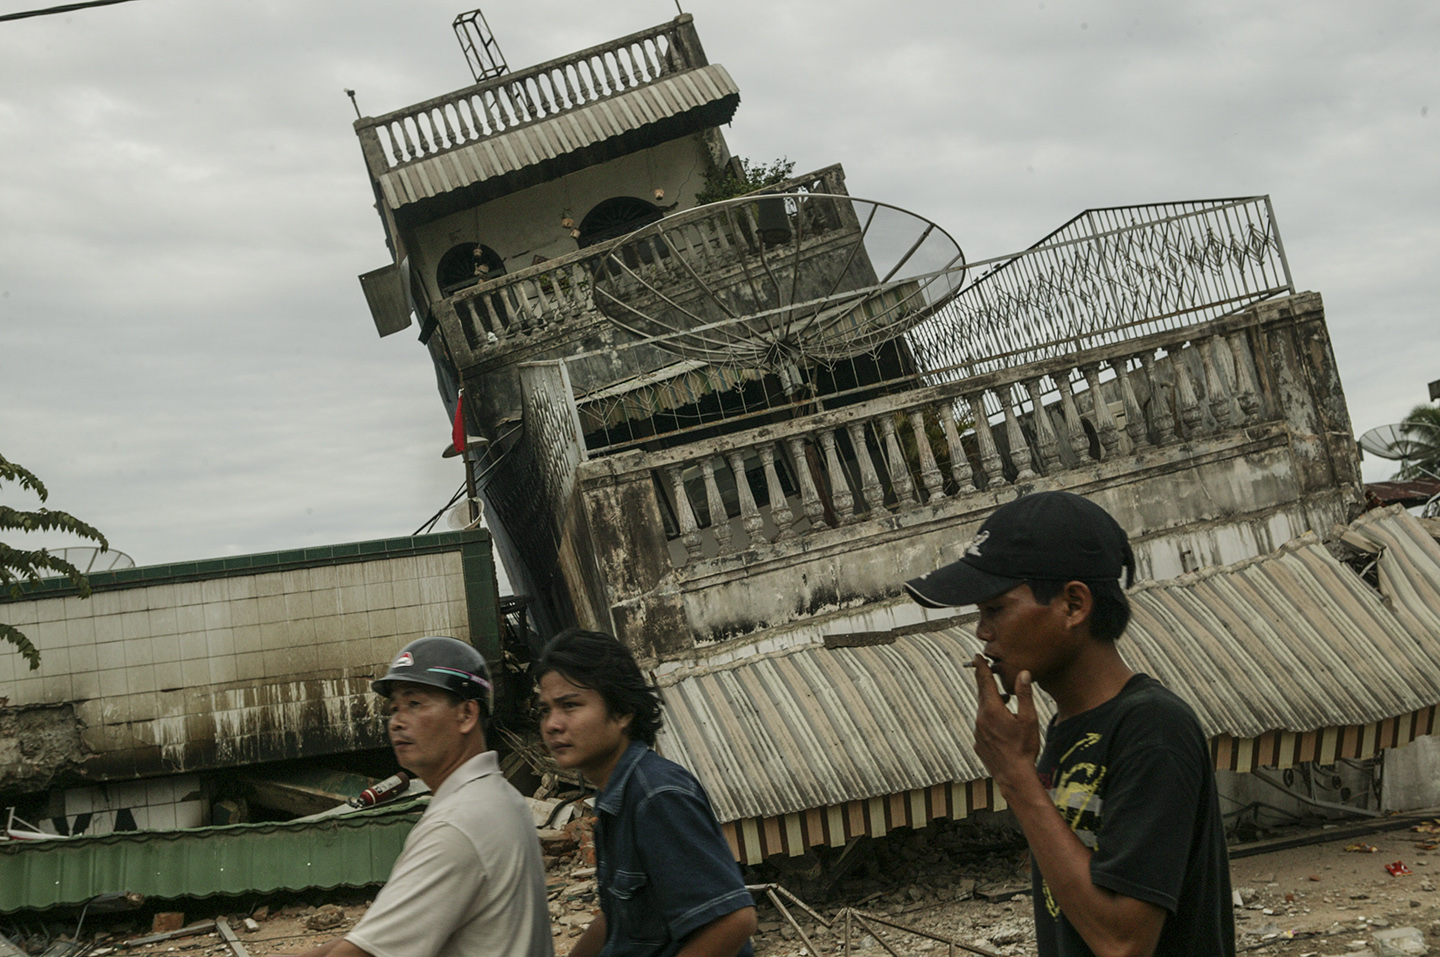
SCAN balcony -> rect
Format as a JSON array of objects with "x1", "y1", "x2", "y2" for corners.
[
  {"x1": 433, "y1": 166, "x2": 863, "y2": 430},
  {"x1": 354, "y1": 16, "x2": 738, "y2": 218},
  {"x1": 473, "y1": 197, "x2": 1364, "y2": 657}
]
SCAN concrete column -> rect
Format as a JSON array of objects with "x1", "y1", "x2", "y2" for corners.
[
  {"x1": 1082, "y1": 364, "x2": 1121, "y2": 459},
  {"x1": 758, "y1": 444, "x2": 794, "y2": 538},
  {"x1": 968, "y1": 393, "x2": 1005, "y2": 488},
  {"x1": 725, "y1": 450, "x2": 765, "y2": 544},
  {"x1": 1001, "y1": 384, "x2": 1038, "y2": 480},
  {"x1": 1112, "y1": 357, "x2": 1151, "y2": 450},
  {"x1": 908, "y1": 409, "x2": 947, "y2": 502},
  {"x1": 936, "y1": 401, "x2": 976, "y2": 493},
  {"x1": 785, "y1": 436, "x2": 827, "y2": 529},
  {"x1": 665, "y1": 464, "x2": 703, "y2": 561},
  {"x1": 877, "y1": 416, "x2": 919, "y2": 506},
  {"x1": 846, "y1": 420, "x2": 885, "y2": 517},
  {"x1": 699, "y1": 457, "x2": 733, "y2": 552},
  {"x1": 1137, "y1": 350, "x2": 1177, "y2": 446},
  {"x1": 1171, "y1": 346, "x2": 1205, "y2": 438},
  {"x1": 1024, "y1": 378, "x2": 1061, "y2": 472},
  {"x1": 1200, "y1": 335, "x2": 1233, "y2": 429},
  {"x1": 818, "y1": 429, "x2": 857, "y2": 523},
  {"x1": 1227, "y1": 330, "x2": 1263, "y2": 422},
  {"x1": 1054, "y1": 372, "x2": 1086, "y2": 461}
]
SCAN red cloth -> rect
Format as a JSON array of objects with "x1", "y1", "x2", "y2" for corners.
[{"x1": 452, "y1": 393, "x2": 466, "y2": 454}]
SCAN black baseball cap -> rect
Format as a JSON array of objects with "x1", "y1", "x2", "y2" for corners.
[{"x1": 904, "y1": 491, "x2": 1136, "y2": 608}]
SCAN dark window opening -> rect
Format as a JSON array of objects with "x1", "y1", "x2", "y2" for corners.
[
  {"x1": 437, "y1": 243, "x2": 506, "y2": 297},
  {"x1": 577, "y1": 197, "x2": 665, "y2": 248}
]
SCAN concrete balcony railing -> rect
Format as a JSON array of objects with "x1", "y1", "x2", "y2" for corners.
[
  {"x1": 434, "y1": 165, "x2": 853, "y2": 376},
  {"x1": 354, "y1": 17, "x2": 708, "y2": 180},
  {"x1": 642, "y1": 313, "x2": 1272, "y2": 563},
  {"x1": 558, "y1": 292, "x2": 1362, "y2": 655}
]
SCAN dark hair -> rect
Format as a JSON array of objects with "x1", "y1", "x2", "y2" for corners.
[
  {"x1": 534, "y1": 629, "x2": 664, "y2": 746},
  {"x1": 1028, "y1": 579, "x2": 1131, "y2": 643}
]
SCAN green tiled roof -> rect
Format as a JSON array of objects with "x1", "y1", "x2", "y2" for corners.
[{"x1": 0, "y1": 804, "x2": 422, "y2": 913}]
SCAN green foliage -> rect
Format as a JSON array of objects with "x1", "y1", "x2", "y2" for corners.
[
  {"x1": 1396, "y1": 404, "x2": 1440, "y2": 480},
  {"x1": 694, "y1": 156, "x2": 797, "y2": 206},
  {"x1": 2, "y1": 453, "x2": 108, "y2": 670}
]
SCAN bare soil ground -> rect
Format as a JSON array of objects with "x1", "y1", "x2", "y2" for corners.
[{"x1": 62, "y1": 818, "x2": 1440, "y2": 957}]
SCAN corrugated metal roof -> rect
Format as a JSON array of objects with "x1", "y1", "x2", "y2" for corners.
[
  {"x1": 0, "y1": 803, "x2": 422, "y2": 913},
  {"x1": 377, "y1": 65, "x2": 739, "y2": 211},
  {"x1": 657, "y1": 508, "x2": 1440, "y2": 836}
]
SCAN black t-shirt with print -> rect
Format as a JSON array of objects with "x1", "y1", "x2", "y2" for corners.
[{"x1": 1032, "y1": 674, "x2": 1235, "y2": 957}]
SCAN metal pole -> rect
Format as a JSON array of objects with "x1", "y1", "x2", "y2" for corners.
[{"x1": 1263, "y1": 195, "x2": 1295, "y2": 293}]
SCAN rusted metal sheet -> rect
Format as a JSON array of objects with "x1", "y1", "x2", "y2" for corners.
[
  {"x1": 377, "y1": 65, "x2": 739, "y2": 210},
  {"x1": 657, "y1": 508, "x2": 1440, "y2": 863},
  {"x1": 1364, "y1": 479, "x2": 1440, "y2": 508}
]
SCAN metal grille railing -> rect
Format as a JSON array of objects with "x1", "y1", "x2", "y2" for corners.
[{"x1": 905, "y1": 197, "x2": 1293, "y2": 383}]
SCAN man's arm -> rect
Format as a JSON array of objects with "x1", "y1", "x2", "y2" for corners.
[
  {"x1": 567, "y1": 913, "x2": 607, "y2": 957},
  {"x1": 972, "y1": 661, "x2": 1166, "y2": 957},
  {"x1": 675, "y1": 908, "x2": 757, "y2": 957}
]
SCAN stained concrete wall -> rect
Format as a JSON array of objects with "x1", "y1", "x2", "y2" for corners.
[
  {"x1": 410, "y1": 134, "x2": 717, "y2": 306},
  {"x1": 0, "y1": 530, "x2": 497, "y2": 797},
  {"x1": 1381, "y1": 736, "x2": 1440, "y2": 813},
  {"x1": 569, "y1": 293, "x2": 1366, "y2": 657}
]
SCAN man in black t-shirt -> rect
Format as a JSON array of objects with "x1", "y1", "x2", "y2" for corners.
[{"x1": 906, "y1": 492, "x2": 1234, "y2": 957}]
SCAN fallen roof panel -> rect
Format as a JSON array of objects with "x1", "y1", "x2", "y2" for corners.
[
  {"x1": 656, "y1": 508, "x2": 1440, "y2": 831},
  {"x1": 0, "y1": 803, "x2": 421, "y2": 914}
]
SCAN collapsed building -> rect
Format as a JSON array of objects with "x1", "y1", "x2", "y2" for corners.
[
  {"x1": 347, "y1": 10, "x2": 1440, "y2": 859},
  {"x1": 5, "y1": 8, "x2": 1440, "y2": 911}
]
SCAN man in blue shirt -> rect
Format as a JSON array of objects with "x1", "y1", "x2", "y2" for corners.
[{"x1": 535, "y1": 629, "x2": 756, "y2": 957}]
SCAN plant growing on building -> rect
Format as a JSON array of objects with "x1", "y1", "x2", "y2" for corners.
[
  {"x1": 1397, "y1": 404, "x2": 1440, "y2": 480},
  {"x1": 695, "y1": 156, "x2": 797, "y2": 206},
  {"x1": 2, "y1": 453, "x2": 108, "y2": 670}
]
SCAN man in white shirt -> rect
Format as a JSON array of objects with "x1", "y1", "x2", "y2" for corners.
[{"x1": 294, "y1": 636, "x2": 552, "y2": 957}]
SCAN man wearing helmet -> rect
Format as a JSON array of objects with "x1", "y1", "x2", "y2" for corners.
[{"x1": 293, "y1": 636, "x2": 552, "y2": 957}]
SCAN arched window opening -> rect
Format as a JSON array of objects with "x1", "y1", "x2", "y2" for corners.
[
  {"x1": 577, "y1": 197, "x2": 664, "y2": 248},
  {"x1": 437, "y1": 243, "x2": 506, "y2": 297}
]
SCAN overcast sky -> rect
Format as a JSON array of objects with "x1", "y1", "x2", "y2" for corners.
[{"x1": 1, "y1": 0, "x2": 1436, "y2": 571}]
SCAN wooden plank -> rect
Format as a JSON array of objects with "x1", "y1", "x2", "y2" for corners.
[
  {"x1": 215, "y1": 920, "x2": 252, "y2": 957},
  {"x1": 122, "y1": 923, "x2": 216, "y2": 948}
]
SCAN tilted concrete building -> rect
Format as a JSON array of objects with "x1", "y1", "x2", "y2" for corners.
[
  {"x1": 346, "y1": 11, "x2": 1440, "y2": 863},
  {"x1": 3, "y1": 11, "x2": 1435, "y2": 877}
]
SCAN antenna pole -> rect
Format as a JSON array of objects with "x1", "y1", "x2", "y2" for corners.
[
  {"x1": 674, "y1": 0, "x2": 684, "y2": 13},
  {"x1": 344, "y1": 89, "x2": 361, "y2": 120}
]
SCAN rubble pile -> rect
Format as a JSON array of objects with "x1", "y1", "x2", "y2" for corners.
[{"x1": 9, "y1": 815, "x2": 1440, "y2": 957}]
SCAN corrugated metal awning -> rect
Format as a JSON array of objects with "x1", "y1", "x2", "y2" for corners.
[
  {"x1": 377, "y1": 65, "x2": 739, "y2": 211},
  {"x1": 654, "y1": 507, "x2": 1440, "y2": 862},
  {"x1": 0, "y1": 803, "x2": 422, "y2": 913}
]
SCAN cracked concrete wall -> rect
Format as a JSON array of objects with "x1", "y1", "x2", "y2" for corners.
[
  {"x1": 0, "y1": 703, "x2": 84, "y2": 794},
  {"x1": 572, "y1": 294, "x2": 1365, "y2": 655},
  {"x1": 0, "y1": 537, "x2": 492, "y2": 799}
]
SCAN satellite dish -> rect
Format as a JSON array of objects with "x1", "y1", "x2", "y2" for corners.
[
  {"x1": 589, "y1": 193, "x2": 966, "y2": 394},
  {"x1": 1359, "y1": 422, "x2": 1440, "y2": 461},
  {"x1": 38, "y1": 547, "x2": 135, "y2": 577},
  {"x1": 446, "y1": 503, "x2": 483, "y2": 530}
]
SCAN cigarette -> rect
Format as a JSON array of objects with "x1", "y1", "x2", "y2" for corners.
[{"x1": 962, "y1": 661, "x2": 977, "y2": 668}]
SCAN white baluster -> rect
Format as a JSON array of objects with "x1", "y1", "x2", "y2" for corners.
[{"x1": 699, "y1": 458, "x2": 732, "y2": 552}]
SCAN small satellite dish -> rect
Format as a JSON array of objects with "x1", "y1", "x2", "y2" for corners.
[
  {"x1": 1359, "y1": 422, "x2": 1440, "y2": 461},
  {"x1": 446, "y1": 503, "x2": 483, "y2": 530},
  {"x1": 38, "y1": 547, "x2": 136, "y2": 577}
]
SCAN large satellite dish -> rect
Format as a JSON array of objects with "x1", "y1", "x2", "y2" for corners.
[
  {"x1": 1359, "y1": 422, "x2": 1440, "y2": 462},
  {"x1": 590, "y1": 193, "x2": 966, "y2": 394}
]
